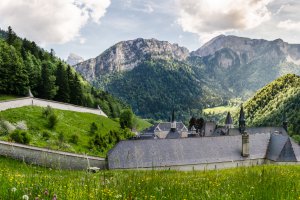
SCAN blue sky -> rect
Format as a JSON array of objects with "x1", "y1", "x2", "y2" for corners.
[{"x1": 1, "y1": 0, "x2": 300, "y2": 60}]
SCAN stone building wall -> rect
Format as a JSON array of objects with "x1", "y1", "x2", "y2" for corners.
[
  {"x1": 0, "y1": 97, "x2": 107, "y2": 117},
  {"x1": 0, "y1": 141, "x2": 106, "y2": 170}
]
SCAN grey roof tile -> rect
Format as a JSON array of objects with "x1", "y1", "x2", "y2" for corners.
[
  {"x1": 266, "y1": 134, "x2": 288, "y2": 161},
  {"x1": 228, "y1": 127, "x2": 288, "y2": 136},
  {"x1": 266, "y1": 134, "x2": 299, "y2": 162},
  {"x1": 290, "y1": 140, "x2": 300, "y2": 161},
  {"x1": 108, "y1": 133, "x2": 271, "y2": 169},
  {"x1": 165, "y1": 131, "x2": 181, "y2": 139},
  {"x1": 277, "y1": 138, "x2": 297, "y2": 162}
]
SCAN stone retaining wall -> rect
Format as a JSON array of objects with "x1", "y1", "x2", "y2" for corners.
[
  {"x1": 0, "y1": 97, "x2": 107, "y2": 117},
  {"x1": 0, "y1": 141, "x2": 107, "y2": 170}
]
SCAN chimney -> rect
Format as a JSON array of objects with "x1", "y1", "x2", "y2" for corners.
[{"x1": 242, "y1": 132, "x2": 249, "y2": 157}]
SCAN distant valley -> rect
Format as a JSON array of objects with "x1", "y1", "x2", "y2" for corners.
[{"x1": 73, "y1": 35, "x2": 300, "y2": 120}]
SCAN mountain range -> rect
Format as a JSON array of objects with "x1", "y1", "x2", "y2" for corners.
[{"x1": 73, "y1": 35, "x2": 300, "y2": 119}]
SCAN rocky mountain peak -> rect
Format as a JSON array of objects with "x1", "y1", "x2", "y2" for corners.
[
  {"x1": 191, "y1": 35, "x2": 300, "y2": 67},
  {"x1": 66, "y1": 53, "x2": 84, "y2": 66},
  {"x1": 74, "y1": 38, "x2": 189, "y2": 81},
  {"x1": 191, "y1": 35, "x2": 268, "y2": 57}
]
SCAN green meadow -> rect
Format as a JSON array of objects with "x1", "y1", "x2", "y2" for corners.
[
  {"x1": 0, "y1": 106, "x2": 151, "y2": 157},
  {"x1": 0, "y1": 156, "x2": 299, "y2": 200}
]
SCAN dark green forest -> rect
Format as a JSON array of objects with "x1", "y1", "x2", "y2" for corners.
[
  {"x1": 98, "y1": 59, "x2": 205, "y2": 120},
  {"x1": 242, "y1": 74, "x2": 300, "y2": 137},
  {"x1": 0, "y1": 27, "x2": 126, "y2": 118}
]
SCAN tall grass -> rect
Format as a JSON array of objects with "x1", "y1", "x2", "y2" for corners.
[{"x1": 0, "y1": 156, "x2": 299, "y2": 200}]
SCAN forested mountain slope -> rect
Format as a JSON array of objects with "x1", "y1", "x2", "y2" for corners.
[
  {"x1": 243, "y1": 74, "x2": 300, "y2": 136},
  {"x1": 0, "y1": 27, "x2": 126, "y2": 118}
]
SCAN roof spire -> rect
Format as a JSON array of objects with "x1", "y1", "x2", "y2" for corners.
[
  {"x1": 225, "y1": 112, "x2": 233, "y2": 125},
  {"x1": 239, "y1": 104, "x2": 246, "y2": 134},
  {"x1": 239, "y1": 104, "x2": 245, "y2": 122}
]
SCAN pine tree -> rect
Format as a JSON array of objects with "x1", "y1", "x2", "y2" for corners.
[
  {"x1": 0, "y1": 40, "x2": 28, "y2": 95},
  {"x1": 54, "y1": 62, "x2": 70, "y2": 102},
  {"x1": 39, "y1": 61, "x2": 57, "y2": 99},
  {"x1": 7, "y1": 26, "x2": 17, "y2": 45},
  {"x1": 23, "y1": 52, "x2": 41, "y2": 96},
  {"x1": 69, "y1": 74, "x2": 83, "y2": 105},
  {"x1": 119, "y1": 109, "x2": 134, "y2": 129}
]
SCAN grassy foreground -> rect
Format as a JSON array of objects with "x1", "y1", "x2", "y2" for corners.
[{"x1": 0, "y1": 156, "x2": 300, "y2": 200}]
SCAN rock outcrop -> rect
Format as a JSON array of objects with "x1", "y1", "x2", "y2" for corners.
[
  {"x1": 66, "y1": 53, "x2": 84, "y2": 66},
  {"x1": 73, "y1": 38, "x2": 189, "y2": 81}
]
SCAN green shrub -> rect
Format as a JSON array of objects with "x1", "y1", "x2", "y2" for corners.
[
  {"x1": 9, "y1": 130, "x2": 30, "y2": 144},
  {"x1": 119, "y1": 109, "x2": 133, "y2": 129},
  {"x1": 89, "y1": 122, "x2": 98, "y2": 135},
  {"x1": 42, "y1": 105, "x2": 53, "y2": 118},
  {"x1": 58, "y1": 132, "x2": 65, "y2": 143},
  {"x1": 48, "y1": 113, "x2": 58, "y2": 129},
  {"x1": 42, "y1": 131, "x2": 51, "y2": 140},
  {"x1": 69, "y1": 134, "x2": 79, "y2": 144}
]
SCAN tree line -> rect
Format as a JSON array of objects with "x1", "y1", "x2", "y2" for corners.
[{"x1": 0, "y1": 27, "x2": 126, "y2": 118}]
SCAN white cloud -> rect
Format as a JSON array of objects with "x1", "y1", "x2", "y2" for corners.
[
  {"x1": 79, "y1": 37, "x2": 86, "y2": 44},
  {"x1": 0, "y1": 0, "x2": 111, "y2": 44},
  {"x1": 122, "y1": 0, "x2": 155, "y2": 14},
  {"x1": 277, "y1": 20, "x2": 300, "y2": 32},
  {"x1": 177, "y1": 0, "x2": 274, "y2": 42},
  {"x1": 145, "y1": 4, "x2": 154, "y2": 13}
]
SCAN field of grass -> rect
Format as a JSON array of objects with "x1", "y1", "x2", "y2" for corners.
[
  {"x1": 202, "y1": 106, "x2": 238, "y2": 125},
  {"x1": 0, "y1": 106, "x2": 127, "y2": 157},
  {"x1": 0, "y1": 156, "x2": 299, "y2": 200},
  {"x1": 0, "y1": 94, "x2": 20, "y2": 101},
  {"x1": 203, "y1": 106, "x2": 238, "y2": 115},
  {"x1": 134, "y1": 117, "x2": 152, "y2": 131}
]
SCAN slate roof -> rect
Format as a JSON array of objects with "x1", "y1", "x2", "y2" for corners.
[
  {"x1": 226, "y1": 127, "x2": 288, "y2": 136},
  {"x1": 108, "y1": 133, "x2": 271, "y2": 169},
  {"x1": 157, "y1": 122, "x2": 188, "y2": 132},
  {"x1": 266, "y1": 134, "x2": 299, "y2": 162},
  {"x1": 142, "y1": 122, "x2": 188, "y2": 134},
  {"x1": 139, "y1": 134, "x2": 156, "y2": 140},
  {"x1": 291, "y1": 139, "x2": 300, "y2": 161},
  {"x1": 165, "y1": 130, "x2": 181, "y2": 139}
]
